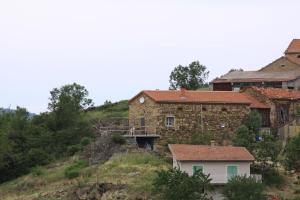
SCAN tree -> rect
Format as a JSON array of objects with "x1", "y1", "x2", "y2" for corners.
[
  {"x1": 169, "y1": 61, "x2": 209, "y2": 90},
  {"x1": 242, "y1": 110, "x2": 261, "y2": 136},
  {"x1": 233, "y1": 110, "x2": 261, "y2": 153},
  {"x1": 153, "y1": 168, "x2": 212, "y2": 200},
  {"x1": 284, "y1": 133, "x2": 300, "y2": 171},
  {"x1": 254, "y1": 133, "x2": 281, "y2": 177},
  {"x1": 48, "y1": 83, "x2": 94, "y2": 155},
  {"x1": 233, "y1": 125, "x2": 255, "y2": 152},
  {"x1": 223, "y1": 175, "x2": 266, "y2": 200}
]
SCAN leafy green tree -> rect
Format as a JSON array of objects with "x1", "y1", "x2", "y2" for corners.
[
  {"x1": 233, "y1": 110, "x2": 262, "y2": 152},
  {"x1": 169, "y1": 61, "x2": 209, "y2": 90},
  {"x1": 48, "y1": 83, "x2": 94, "y2": 155},
  {"x1": 254, "y1": 133, "x2": 281, "y2": 177},
  {"x1": 48, "y1": 83, "x2": 93, "y2": 129},
  {"x1": 223, "y1": 175, "x2": 266, "y2": 200},
  {"x1": 242, "y1": 110, "x2": 261, "y2": 136},
  {"x1": 284, "y1": 133, "x2": 300, "y2": 171},
  {"x1": 153, "y1": 168, "x2": 212, "y2": 200},
  {"x1": 233, "y1": 125, "x2": 255, "y2": 152}
]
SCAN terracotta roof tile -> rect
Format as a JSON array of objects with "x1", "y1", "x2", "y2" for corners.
[
  {"x1": 130, "y1": 89, "x2": 270, "y2": 109},
  {"x1": 285, "y1": 39, "x2": 300, "y2": 54},
  {"x1": 250, "y1": 87, "x2": 300, "y2": 100},
  {"x1": 169, "y1": 144, "x2": 255, "y2": 161}
]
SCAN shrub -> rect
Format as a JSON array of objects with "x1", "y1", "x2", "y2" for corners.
[
  {"x1": 111, "y1": 133, "x2": 126, "y2": 145},
  {"x1": 67, "y1": 144, "x2": 83, "y2": 156},
  {"x1": 263, "y1": 168, "x2": 285, "y2": 187},
  {"x1": 27, "y1": 148, "x2": 52, "y2": 167},
  {"x1": 153, "y1": 168, "x2": 212, "y2": 200},
  {"x1": 80, "y1": 137, "x2": 92, "y2": 146},
  {"x1": 31, "y1": 166, "x2": 46, "y2": 177},
  {"x1": 223, "y1": 175, "x2": 266, "y2": 200},
  {"x1": 284, "y1": 133, "x2": 300, "y2": 171},
  {"x1": 64, "y1": 160, "x2": 88, "y2": 179},
  {"x1": 190, "y1": 132, "x2": 213, "y2": 145}
]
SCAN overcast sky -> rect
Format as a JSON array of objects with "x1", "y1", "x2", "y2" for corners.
[{"x1": 1, "y1": 0, "x2": 300, "y2": 113}]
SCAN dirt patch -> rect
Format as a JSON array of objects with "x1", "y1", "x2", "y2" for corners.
[{"x1": 67, "y1": 183, "x2": 127, "y2": 200}]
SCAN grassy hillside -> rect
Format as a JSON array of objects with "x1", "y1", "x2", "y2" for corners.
[
  {"x1": 85, "y1": 100, "x2": 129, "y2": 120},
  {"x1": 0, "y1": 151, "x2": 170, "y2": 200}
]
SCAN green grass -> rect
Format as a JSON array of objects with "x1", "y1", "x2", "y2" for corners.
[
  {"x1": 0, "y1": 152, "x2": 170, "y2": 200},
  {"x1": 85, "y1": 100, "x2": 129, "y2": 120}
]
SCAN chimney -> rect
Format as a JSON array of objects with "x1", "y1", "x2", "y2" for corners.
[
  {"x1": 180, "y1": 87, "x2": 186, "y2": 97},
  {"x1": 210, "y1": 140, "x2": 215, "y2": 148}
]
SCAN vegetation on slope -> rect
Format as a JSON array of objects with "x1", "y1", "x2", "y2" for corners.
[{"x1": 0, "y1": 152, "x2": 170, "y2": 200}]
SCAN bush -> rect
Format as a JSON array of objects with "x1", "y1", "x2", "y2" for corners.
[
  {"x1": 190, "y1": 132, "x2": 213, "y2": 145},
  {"x1": 80, "y1": 137, "x2": 92, "y2": 146},
  {"x1": 27, "y1": 148, "x2": 52, "y2": 167},
  {"x1": 111, "y1": 133, "x2": 126, "y2": 145},
  {"x1": 67, "y1": 144, "x2": 83, "y2": 156},
  {"x1": 263, "y1": 168, "x2": 285, "y2": 187},
  {"x1": 31, "y1": 166, "x2": 46, "y2": 177},
  {"x1": 64, "y1": 160, "x2": 88, "y2": 179},
  {"x1": 284, "y1": 133, "x2": 300, "y2": 171},
  {"x1": 153, "y1": 168, "x2": 212, "y2": 200},
  {"x1": 223, "y1": 175, "x2": 266, "y2": 200}
]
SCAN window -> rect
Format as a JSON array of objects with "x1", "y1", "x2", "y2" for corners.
[
  {"x1": 166, "y1": 116, "x2": 175, "y2": 127},
  {"x1": 193, "y1": 165, "x2": 203, "y2": 175},
  {"x1": 227, "y1": 165, "x2": 238, "y2": 181},
  {"x1": 221, "y1": 107, "x2": 228, "y2": 112},
  {"x1": 297, "y1": 55, "x2": 300, "y2": 58}
]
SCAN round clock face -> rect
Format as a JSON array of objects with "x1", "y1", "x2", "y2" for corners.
[{"x1": 139, "y1": 97, "x2": 145, "y2": 104}]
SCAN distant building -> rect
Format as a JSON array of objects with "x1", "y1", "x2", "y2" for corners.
[
  {"x1": 212, "y1": 39, "x2": 300, "y2": 91},
  {"x1": 168, "y1": 144, "x2": 255, "y2": 184}
]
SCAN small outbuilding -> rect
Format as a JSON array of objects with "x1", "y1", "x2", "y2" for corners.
[{"x1": 168, "y1": 143, "x2": 255, "y2": 184}]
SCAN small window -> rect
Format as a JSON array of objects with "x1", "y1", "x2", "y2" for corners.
[
  {"x1": 166, "y1": 116, "x2": 175, "y2": 127},
  {"x1": 202, "y1": 107, "x2": 207, "y2": 112},
  {"x1": 177, "y1": 107, "x2": 183, "y2": 111},
  {"x1": 297, "y1": 55, "x2": 300, "y2": 58},
  {"x1": 227, "y1": 165, "x2": 238, "y2": 181},
  {"x1": 221, "y1": 107, "x2": 227, "y2": 112},
  {"x1": 193, "y1": 165, "x2": 203, "y2": 175}
]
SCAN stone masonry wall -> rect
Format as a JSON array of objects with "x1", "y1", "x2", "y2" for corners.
[
  {"x1": 129, "y1": 95, "x2": 159, "y2": 134},
  {"x1": 156, "y1": 103, "x2": 250, "y2": 145},
  {"x1": 129, "y1": 93, "x2": 251, "y2": 146}
]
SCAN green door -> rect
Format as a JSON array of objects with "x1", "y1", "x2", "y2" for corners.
[
  {"x1": 227, "y1": 165, "x2": 238, "y2": 181},
  {"x1": 193, "y1": 165, "x2": 203, "y2": 175}
]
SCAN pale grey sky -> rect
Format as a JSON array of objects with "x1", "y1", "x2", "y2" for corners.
[{"x1": 0, "y1": 0, "x2": 300, "y2": 113}]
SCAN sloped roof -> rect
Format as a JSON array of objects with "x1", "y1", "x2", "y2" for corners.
[
  {"x1": 249, "y1": 87, "x2": 300, "y2": 100},
  {"x1": 169, "y1": 144, "x2": 255, "y2": 161},
  {"x1": 213, "y1": 67, "x2": 300, "y2": 83},
  {"x1": 285, "y1": 39, "x2": 300, "y2": 54},
  {"x1": 129, "y1": 89, "x2": 270, "y2": 108}
]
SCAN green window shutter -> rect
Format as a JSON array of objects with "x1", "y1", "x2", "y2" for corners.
[
  {"x1": 227, "y1": 165, "x2": 238, "y2": 181},
  {"x1": 193, "y1": 165, "x2": 203, "y2": 175}
]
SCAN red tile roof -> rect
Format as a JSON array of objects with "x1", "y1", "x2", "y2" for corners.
[
  {"x1": 249, "y1": 87, "x2": 300, "y2": 100},
  {"x1": 169, "y1": 144, "x2": 255, "y2": 161},
  {"x1": 130, "y1": 89, "x2": 270, "y2": 109},
  {"x1": 285, "y1": 39, "x2": 300, "y2": 54}
]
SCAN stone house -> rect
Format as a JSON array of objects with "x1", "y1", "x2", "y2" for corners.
[
  {"x1": 168, "y1": 144, "x2": 255, "y2": 184},
  {"x1": 212, "y1": 39, "x2": 300, "y2": 91},
  {"x1": 128, "y1": 88, "x2": 270, "y2": 147},
  {"x1": 243, "y1": 87, "x2": 300, "y2": 138}
]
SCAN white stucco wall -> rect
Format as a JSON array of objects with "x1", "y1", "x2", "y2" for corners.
[{"x1": 175, "y1": 160, "x2": 251, "y2": 184}]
